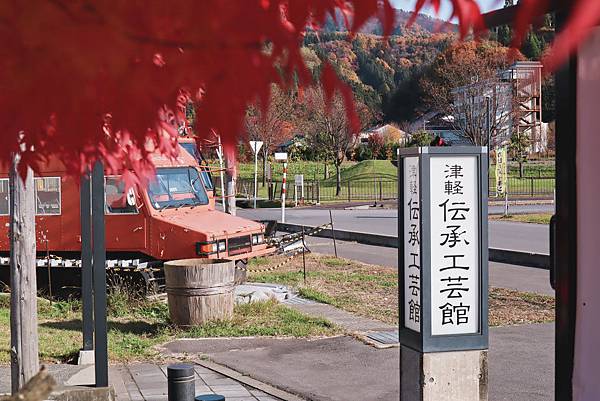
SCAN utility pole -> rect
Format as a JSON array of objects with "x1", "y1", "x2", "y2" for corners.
[{"x1": 10, "y1": 152, "x2": 39, "y2": 394}]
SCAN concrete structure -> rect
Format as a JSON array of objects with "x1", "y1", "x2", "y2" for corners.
[
  {"x1": 401, "y1": 348, "x2": 488, "y2": 401},
  {"x1": 499, "y1": 61, "x2": 544, "y2": 154},
  {"x1": 450, "y1": 61, "x2": 544, "y2": 153}
]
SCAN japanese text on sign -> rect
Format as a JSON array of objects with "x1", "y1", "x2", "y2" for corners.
[
  {"x1": 403, "y1": 157, "x2": 421, "y2": 332},
  {"x1": 430, "y1": 156, "x2": 479, "y2": 335},
  {"x1": 495, "y1": 146, "x2": 507, "y2": 196}
]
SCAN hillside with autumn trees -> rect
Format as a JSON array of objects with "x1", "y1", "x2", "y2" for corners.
[{"x1": 300, "y1": 7, "x2": 556, "y2": 128}]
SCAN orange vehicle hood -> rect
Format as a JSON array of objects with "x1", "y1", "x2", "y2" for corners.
[{"x1": 154, "y1": 208, "x2": 263, "y2": 239}]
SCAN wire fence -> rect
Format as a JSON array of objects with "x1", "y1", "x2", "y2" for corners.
[{"x1": 214, "y1": 176, "x2": 555, "y2": 203}]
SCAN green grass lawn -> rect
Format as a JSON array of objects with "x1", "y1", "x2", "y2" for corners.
[
  {"x1": 217, "y1": 158, "x2": 556, "y2": 201},
  {"x1": 490, "y1": 213, "x2": 553, "y2": 225},
  {"x1": 0, "y1": 293, "x2": 339, "y2": 364},
  {"x1": 489, "y1": 160, "x2": 555, "y2": 178},
  {"x1": 323, "y1": 160, "x2": 397, "y2": 183},
  {"x1": 226, "y1": 160, "x2": 356, "y2": 181}
]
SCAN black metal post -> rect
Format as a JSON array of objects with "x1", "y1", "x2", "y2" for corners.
[
  {"x1": 45, "y1": 239, "x2": 52, "y2": 303},
  {"x1": 316, "y1": 181, "x2": 321, "y2": 205},
  {"x1": 554, "y1": 11, "x2": 578, "y2": 401},
  {"x1": 329, "y1": 209, "x2": 337, "y2": 258},
  {"x1": 167, "y1": 364, "x2": 195, "y2": 401},
  {"x1": 92, "y1": 161, "x2": 108, "y2": 387},
  {"x1": 486, "y1": 95, "x2": 491, "y2": 177},
  {"x1": 301, "y1": 226, "x2": 306, "y2": 284},
  {"x1": 347, "y1": 181, "x2": 351, "y2": 202},
  {"x1": 80, "y1": 172, "x2": 93, "y2": 351}
]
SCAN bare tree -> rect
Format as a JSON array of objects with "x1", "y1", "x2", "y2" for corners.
[
  {"x1": 245, "y1": 85, "x2": 295, "y2": 186},
  {"x1": 450, "y1": 78, "x2": 515, "y2": 146},
  {"x1": 420, "y1": 41, "x2": 521, "y2": 146},
  {"x1": 302, "y1": 87, "x2": 366, "y2": 196}
]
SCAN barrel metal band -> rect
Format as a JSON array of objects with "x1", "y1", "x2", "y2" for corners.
[
  {"x1": 169, "y1": 375, "x2": 195, "y2": 383},
  {"x1": 166, "y1": 285, "x2": 234, "y2": 296}
]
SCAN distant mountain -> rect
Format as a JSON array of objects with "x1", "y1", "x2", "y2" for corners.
[
  {"x1": 303, "y1": 21, "x2": 456, "y2": 123},
  {"x1": 321, "y1": 8, "x2": 457, "y2": 35}
]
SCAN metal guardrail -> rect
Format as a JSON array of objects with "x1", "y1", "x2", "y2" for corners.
[
  {"x1": 219, "y1": 177, "x2": 555, "y2": 202},
  {"x1": 277, "y1": 222, "x2": 550, "y2": 270}
]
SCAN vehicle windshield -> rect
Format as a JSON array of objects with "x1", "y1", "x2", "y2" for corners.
[
  {"x1": 180, "y1": 142, "x2": 214, "y2": 190},
  {"x1": 147, "y1": 167, "x2": 209, "y2": 210}
]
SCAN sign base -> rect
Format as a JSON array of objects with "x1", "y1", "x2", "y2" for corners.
[{"x1": 401, "y1": 346, "x2": 488, "y2": 401}]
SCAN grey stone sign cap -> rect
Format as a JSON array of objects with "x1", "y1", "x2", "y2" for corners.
[{"x1": 167, "y1": 364, "x2": 195, "y2": 379}]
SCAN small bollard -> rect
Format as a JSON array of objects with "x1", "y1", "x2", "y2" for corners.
[
  {"x1": 195, "y1": 395, "x2": 225, "y2": 401},
  {"x1": 167, "y1": 364, "x2": 195, "y2": 401}
]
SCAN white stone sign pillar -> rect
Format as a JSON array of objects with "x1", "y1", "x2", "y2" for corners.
[{"x1": 399, "y1": 147, "x2": 489, "y2": 401}]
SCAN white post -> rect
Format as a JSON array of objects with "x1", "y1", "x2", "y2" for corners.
[
  {"x1": 216, "y1": 136, "x2": 226, "y2": 212},
  {"x1": 249, "y1": 141, "x2": 263, "y2": 209},
  {"x1": 254, "y1": 151, "x2": 258, "y2": 208},
  {"x1": 282, "y1": 161, "x2": 287, "y2": 223},
  {"x1": 275, "y1": 152, "x2": 288, "y2": 222}
]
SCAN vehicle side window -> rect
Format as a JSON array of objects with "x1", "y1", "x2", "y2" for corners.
[
  {"x1": 0, "y1": 179, "x2": 8, "y2": 216},
  {"x1": 105, "y1": 177, "x2": 138, "y2": 214},
  {"x1": 35, "y1": 177, "x2": 61, "y2": 215},
  {"x1": 201, "y1": 170, "x2": 214, "y2": 190}
]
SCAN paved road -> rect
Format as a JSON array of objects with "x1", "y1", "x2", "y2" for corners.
[
  {"x1": 163, "y1": 323, "x2": 554, "y2": 401},
  {"x1": 239, "y1": 208, "x2": 550, "y2": 254}
]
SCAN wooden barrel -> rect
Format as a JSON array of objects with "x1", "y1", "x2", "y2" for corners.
[{"x1": 164, "y1": 259, "x2": 235, "y2": 326}]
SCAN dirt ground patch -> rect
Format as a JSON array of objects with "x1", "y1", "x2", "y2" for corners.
[
  {"x1": 488, "y1": 287, "x2": 554, "y2": 326},
  {"x1": 249, "y1": 253, "x2": 555, "y2": 327}
]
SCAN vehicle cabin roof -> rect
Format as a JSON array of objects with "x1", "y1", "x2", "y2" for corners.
[{"x1": 0, "y1": 144, "x2": 199, "y2": 176}]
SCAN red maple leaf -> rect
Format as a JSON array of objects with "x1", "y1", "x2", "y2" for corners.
[{"x1": 0, "y1": 0, "x2": 395, "y2": 184}]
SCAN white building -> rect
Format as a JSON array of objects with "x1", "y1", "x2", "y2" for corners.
[{"x1": 451, "y1": 61, "x2": 544, "y2": 153}]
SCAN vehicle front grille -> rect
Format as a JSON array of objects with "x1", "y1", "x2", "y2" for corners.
[{"x1": 228, "y1": 235, "x2": 252, "y2": 256}]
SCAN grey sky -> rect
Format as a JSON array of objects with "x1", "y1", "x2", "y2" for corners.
[{"x1": 392, "y1": 0, "x2": 503, "y2": 20}]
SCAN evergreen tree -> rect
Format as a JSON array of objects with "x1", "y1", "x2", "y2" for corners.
[
  {"x1": 497, "y1": 25, "x2": 512, "y2": 46},
  {"x1": 523, "y1": 33, "x2": 543, "y2": 60}
]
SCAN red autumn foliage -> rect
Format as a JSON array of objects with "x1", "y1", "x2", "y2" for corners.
[
  {"x1": 0, "y1": 0, "x2": 394, "y2": 184},
  {"x1": 2, "y1": 0, "x2": 599, "y2": 186}
]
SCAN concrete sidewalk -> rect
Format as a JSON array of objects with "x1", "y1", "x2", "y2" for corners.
[
  {"x1": 158, "y1": 293, "x2": 553, "y2": 401},
  {"x1": 161, "y1": 323, "x2": 553, "y2": 401},
  {"x1": 0, "y1": 362, "x2": 289, "y2": 401}
]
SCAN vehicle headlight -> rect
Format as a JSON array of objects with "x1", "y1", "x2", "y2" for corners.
[{"x1": 218, "y1": 240, "x2": 226, "y2": 252}]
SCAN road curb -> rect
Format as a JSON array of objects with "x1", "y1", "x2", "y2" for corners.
[
  {"x1": 277, "y1": 222, "x2": 550, "y2": 269},
  {"x1": 194, "y1": 359, "x2": 306, "y2": 401},
  {"x1": 488, "y1": 248, "x2": 549, "y2": 269}
]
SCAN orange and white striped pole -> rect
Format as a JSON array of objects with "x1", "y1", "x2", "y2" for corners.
[
  {"x1": 274, "y1": 152, "x2": 288, "y2": 223},
  {"x1": 281, "y1": 161, "x2": 287, "y2": 223}
]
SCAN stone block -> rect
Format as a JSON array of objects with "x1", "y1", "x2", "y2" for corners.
[{"x1": 401, "y1": 346, "x2": 488, "y2": 401}]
